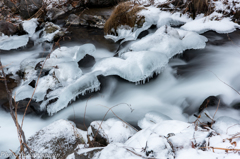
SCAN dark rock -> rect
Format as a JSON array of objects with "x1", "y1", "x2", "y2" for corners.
[
  {"x1": 0, "y1": 75, "x2": 18, "y2": 105},
  {"x1": 3, "y1": 0, "x2": 19, "y2": 12},
  {"x1": 89, "y1": 125, "x2": 108, "y2": 146},
  {"x1": 1, "y1": 98, "x2": 36, "y2": 114},
  {"x1": 137, "y1": 30, "x2": 149, "y2": 39},
  {"x1": 19, "y1": 0, "x2": 42, "y2": 19},
  {"x1": 86, "y1": 0, "x2": 126, "y2": 7},
  {"x1": 78, "y1": 54, "x2": 96, "y2": 68},
  {"x1": 198, "y1": 96, "x2": 219, "y2": 114},
  {"x1": 0, "y1": 20, "x2": 18, "y2": 36},
  {"x1": 29, "y1": 80, "x2": 36, "y2": 88},
  {"x1": 79, "y1": 14, "x2": 106, "y2": 28},
  {"x1": 74, "y1": 148, "x2": 102, "y2": 159}
]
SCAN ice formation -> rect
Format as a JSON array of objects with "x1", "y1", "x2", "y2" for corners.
[
  {"x1": 22, "y1": 18, "x2": 38, "y2": 37},
  {"x1": 0, "y1": 34, "x2": 29, "y2": 50}
]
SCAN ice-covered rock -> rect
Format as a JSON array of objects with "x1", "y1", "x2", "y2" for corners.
[
  {"x1": 22, "y1": 18, "x2": 38, "y2": 37},
  {"x1": 138, "y1": 111, "x2": 172, "y2": 129},
  {"x1": 88, "y1": 118, "x2": 137, "y2": 144},
  {"x1": 0, "y1": 34, "x2": 29, "y2": 50}
]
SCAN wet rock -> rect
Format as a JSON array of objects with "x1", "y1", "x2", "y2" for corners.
[
  {"x1": 0, "y1": 75, "x2": 18, "y2": 104},
  {"x1": 80, "y1": 14, "x2": 106, "y2": 28},
  {"x1": 1, "y1": 98, "x2": 36, "y2": 114},
  {"x1": 19, "y1": 0, "x2": 42, "y2": 19},
  {"x1": 46, "y1": 7, "x2": 65, "y2": 21},
  {"x1": 66, "y1": 14, "x2": 80, "y2": 25},
  {"x1": 78, "y1": 54, "x2": 96, "y2": 68},
  {"x1": 21, "y1": 119, "x2": 85, "y2": 158},
  {"x1": 198, "y1": 96, "x2": 219, "y2": 114},
  {"x1": 0, "y1": 21, "x2": 18, "y2": 36}
]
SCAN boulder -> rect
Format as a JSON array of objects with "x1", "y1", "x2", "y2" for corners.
[
  {"x1": 19, "y1": 0, "x2": 42, "y2": 19},
  {"x1": 21, "y1": 119, "x2": 86, "y2": 158},
  {"x1": 86, "y1": 0, "x2": 126, "y2": 7},
  {"x1": 46, "y1": 7, "x2": 65, "y2": 21},
  {"x1": 66, "y1": 14, "x2": 80, "y2": 25},
  {"x1": 0, "y1": 21, "x2": 18, "y2": 35}
]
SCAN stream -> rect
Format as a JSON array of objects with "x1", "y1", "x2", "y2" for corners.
[{"x1": 1, "y1": 25, "x2": 240, "y2": 153}]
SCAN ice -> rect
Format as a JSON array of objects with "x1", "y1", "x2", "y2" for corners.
[
  {"x1": 0, "y1": 34, "x2": 29, "y2": 50},
  {"x1": 45, "y1": 72, "x2": 100, "y2": 115},
  {"x1": 181, "y1": 12, "x2": 240, "y2": 34},
  {"x1": 212, "y1": 116, "x2": 240, "y2": 135},
  {"x1": 129, "y1": 26, "x2": 207, "y2": 58},
  {"x1": 92, "y1": 51, "x2": 169, "y2": 83},
  {"x1": 88, "y1": 118, "x2": 137, "y2": 144},
  {"x1": 22, "y1": 18, "x2": 38, "y2": 37},
  {"x1": 138, "y1": 111, "x2": 172, "y2": 129}
]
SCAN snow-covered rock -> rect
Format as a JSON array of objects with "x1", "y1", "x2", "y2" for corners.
[
  {"x1": 19, "y1": 119, "x2": 86, "y2": 159},
  {"x1": 88, "y1": 118, "x2": 137, "y2": 144},
  {"x1": 138, "y1": 111, "x2": 172, "y2": 129}
]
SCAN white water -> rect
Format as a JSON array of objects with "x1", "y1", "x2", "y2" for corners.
[{"x1": 1, "y1": 32, "x2": 240, "y2": 154}]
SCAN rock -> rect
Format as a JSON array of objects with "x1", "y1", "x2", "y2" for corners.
[
  {"x1": 3, "y1": 0, "x2": 19, "y2": 12},
  {"x1": 0, "y1": 75, "x2": 18, "y2": 105},
  {"x1": 86, "y1": 0, "x2": 126, "y2": 7},
  {"x1": 66, "y1": 14, "x2": 80, "y2": 25},
  {"x1": 46, "y1": 7, "x2": 66, "y2": 21},
  {"x1": 19, "y1": 0, "x2": 42, "y2": 19},
  {"x1": 1, "y1": 98, "x2": 37, "y2": 114},
  {"x1": 21, "y1": 119, "x2": 86, "y2": 158},
  {"x1": 80, "y1": 14, "x2": 106, "y2": 28},
  {"x1": 78, "y1": 54, "x2": 96, "y2": 68},
  {"x1": 0, "y1": 20, "x2": 18, "y2": 36},
  {"x1": 74, "y1": 147, "x2": 103, "y2": 159},
  {"x1": 88, "y1": 118, "x2": 137, "y2": 145},
  {"x1": 197, "y1": 96, "x2": 219, "y2": 114},
  {"x1": 42, "y1": 22, "x2": 66, "y2": 42}
]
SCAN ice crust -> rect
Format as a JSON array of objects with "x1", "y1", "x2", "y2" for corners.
[
  {"x1": 22, "y1": 18, "x2": 38, "y2": 37},
  {"x1": 0, "y1": 34, "x2": 29, "y2": 50}
]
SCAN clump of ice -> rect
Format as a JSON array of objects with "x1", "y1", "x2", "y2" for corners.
[
  {"x1": 22, "y1": 18, "x2": 38, "y2": 37},
  {"x1": 0, "y1": 34, "x2": 29, "y2": 50}
]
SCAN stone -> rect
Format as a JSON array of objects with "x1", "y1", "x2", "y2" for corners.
[
  {"x1": 0, "y1": 21, "x2": 18, "y2": 35},
  {"x1": 46, "y1": 7, "x2": 66, "y2": 21},
  {"x1": 66, "y1": 14, "x2": 80, "y2": 25},
  {"x1": 22, "y1": 119, "x2": 86, "y2": 158},
  {"x1": 19, "y1": 0, "x2": 42, "y2": 19}
]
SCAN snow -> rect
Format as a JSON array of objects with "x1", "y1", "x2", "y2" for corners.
[
  {"x1": 212, "y1": 116, "x2": 240, "y2": 135},
  {"x1": 181, "y1": 12, "x2": 240, "y2": 34},
  {"x1": 138, "y1": 111, "x2": 172, "y2": 129},
  {"x1": 88, "y1": 118, "x2": 137, "y2": 144},
  {"x1": 22, "y1": 18, "x2": 38, "y2": 37},
  {"x1": 0, "y1": 34, "x2": 29, "y2": 50}
]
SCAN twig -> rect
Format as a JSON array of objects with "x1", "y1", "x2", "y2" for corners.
[
  {"x1": 209, "y1": 70, "x2": 240, "y2": 95},
  {"x1": 126, "y1": 148, "x2": 157, "y2": 159}
]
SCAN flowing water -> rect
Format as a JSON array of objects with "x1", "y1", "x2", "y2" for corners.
[{"x1": 1, "y1": 26, "x2": 240, "y2": 153}]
